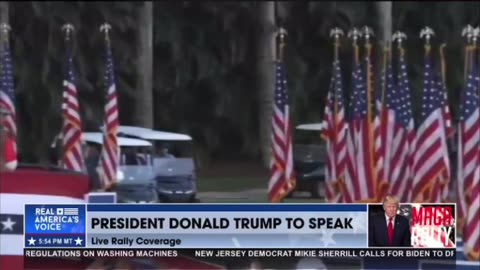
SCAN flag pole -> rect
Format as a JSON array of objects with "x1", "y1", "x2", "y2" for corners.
[
  {"x1": 419, "y1": 26, "x2": 436, "y2": 202},
  {"x1": 362, "y1": 25, "x2": 378, "y2": 201},
  {"x1": 62, "y1": 23, "x2": 74, "y2": 41},
  {"x1": 0, "y1": 23, "x2": 13, "y2": 138},
  {"x1": 0, "y1": 23, "x2": 10, "y2": 87},
  {"x1": 0, "y1": 22, "x2": 10, "y2": 88},
  {"x1": 276, "y1": 27, "x2": 287, "y2": 62},
  {"x1": 473, "y1": 27, "x2": 479, "y2": 72},
  {"x1": 0, "y1": 22, "x2": 10, "y2": 49},
  {"x1": 456, "y1": 24, "x2": 474, "y2": 236},
  {"x1": 100, "y1": 22, "x2": 112, "y2": 106},
  {"x1": 393, "y1": 31, "x2": 407, "y2": 62},
  {"x1": 362, "y1": 26, "x2": 374, "y2": 123},
  {"x1": 381, "y1": 41, "x2": 389, "y2": 107},
  {"x1": 420, "y1": 26, "x2": 435, "y2": 57},
  {"x1": 330, "y1": 27, "x2": 344, "y2": 120},
  {"x1": 100, "y1": 22, "x2": 112, "y2": 43},
  {"x1": 99, "y1": 22, "x2": 116, "y2": 191},
  {"x1": 59, "y1": 23, "x2": 75, "y2": 168},
  {"x1": 393, "y1": 31, "x2": 411, "y2": 201},
  {"x1": 347, "y1": 27, "x2": 360, "y2": 201},
  {"x1": 462, "y1": 25, "x2": 480, "y2": 262},
  {"x1": 0, "y1": 22, "x2": 10, "y2": 101},
  {"x1": 348, "y1": 28, "x2": 361, "y2": 65},
  {"x1": 461, "y1": 25, "x2": 474, "y2": 80},
  {"x1": 439, "y1": 44, "x2": 447, "y2": 86},
  {"x1": 330, "y1": 27, "x2": 343, "y2": 62},
  {"x1": 468, "y1": 27, "x2": 478, "y2": 204},
  {"x1": 473, "y1": 26, "x2": 480, "y2": 93},
  {"x1": 329, "y1": 27, "x2": 344, "y2": 198}
]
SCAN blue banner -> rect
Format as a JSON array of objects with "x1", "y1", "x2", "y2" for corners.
[{"x1": 24, "y1": 204, "x2": 86, "y2": 247}]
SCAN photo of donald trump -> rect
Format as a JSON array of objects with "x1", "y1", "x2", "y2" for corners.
[{"x1": 369, "y1": 195, "x2": 411, "y2": 247}]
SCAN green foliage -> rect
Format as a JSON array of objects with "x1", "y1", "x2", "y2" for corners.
[
  {"x1": 10, "y1": 1, "x2": 141, "y2": 162},
  {"x1": 6, "y1": 1, "x2": 480, "y2": 164}
]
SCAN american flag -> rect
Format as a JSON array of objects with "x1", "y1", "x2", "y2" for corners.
[
  {"x1": 458, "y1": 50, "x2": 480, "y2": 261},
  {"x1": 99, "y1": 39, "x2": 119, "y2": 189},
  {"x1": 61, "y1": 40, "x2": 85, "y2": 172},
  {"x1": 386, "y1": 49, "x2": 416, "y2": 202},
  {"x1": 437, "y1": 77, "x2": 454, "y2": 139},
  {"x1": 438, "y1": 45, "x2": 455, "y2": 139},
  {"x1": 435, "y1": 74, "x2": 453, "y2": 201},
  {"x1": 347, "y1": 48, "x2": 376, "y2": 202},
  {"x1": 392, "y1": 48, "x2": 416, "y2": 202},
  {"x1": 373, "y1": 52, "x2": 395, "y2": 201},
  {"x1": 412, "y1": 46, "x2": 450, "y2": 203},
  {"x1": 321, "y1": 60, "x2": 348, "y2": 203},
  {"x1": 268, "y1": 60, "x2": 296, "y2": 203},
  {"x1": 456, "y1": 46, "x2": 474, "y2": 235},
  {"x1": 0, "y1": 40, "x2": 17, "y2": 146}
]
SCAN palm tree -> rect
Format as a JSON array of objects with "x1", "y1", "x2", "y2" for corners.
[
  {"x1": 0, "y1": 2, "x2": 8, "y2": 23},
  {"x1": 134, "y1": 1, "x2": 153, "y2": 128},
  {"x1": 256, "y1": 1, "x2": 276, "y2": 167},
  {"x1": 376, "y1": 1, "x2": 392, "y2": 46}
]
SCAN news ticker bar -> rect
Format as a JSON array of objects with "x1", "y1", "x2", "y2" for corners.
[{"x1": 24, "y1": 248, "x2": 456, "y2": 259}]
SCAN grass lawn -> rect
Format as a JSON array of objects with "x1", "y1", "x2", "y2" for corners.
[
  {"x1": 197, "y1": 176, "x2": 266, "y2": 192},
  {"x1": 197, "y1": 176, "x2": 325, "y2": 203},
  {"x1": 198, "y1": 196, "x2": 325, "y2": 203}
]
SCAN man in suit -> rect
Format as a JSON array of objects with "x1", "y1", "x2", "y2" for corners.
[{"x1": 369, "y1": 195, "x2": 411, "y2": 247}]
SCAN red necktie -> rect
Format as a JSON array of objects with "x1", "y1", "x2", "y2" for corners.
[{"x1": 388, "y1": 217, "x2": 393, "y2": 245}]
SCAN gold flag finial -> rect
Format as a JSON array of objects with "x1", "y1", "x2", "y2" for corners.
[
  {"x1": 462, "y1": 24, "x2": 474, "y2": 43},
  {"x1": 472, "y1": 27, "x2": 479, "y2": 44},
  {"x1": 347, "y1": 27, "x2": 362, "y2": 43},
  {"x1": 462, "y1": 25, "x2": 475, "y2": 78},
  {"x1": 330, "y1": 27, "x2": 344, "y2": 61},
  {"x1": 393, "y1": 31, "x2": 407, "y2": 47},
  {"x1": 100, "y1": 23, "x2": 112, "y2": 41},
  {"x1": 362, "y1": 26, "x2": 374, "y2": 44},
  {"x1": 0, "y1": 23, "x2": 11, "y2": 42},
  {"x1": 62, "y1": 23, "x2": 75, "y2": 41},
  {"x1": 420, "y1": 26, "x2": 435, "y2": 45},
  {"x1": 348, "y1": 28, "x2": 362, "y2": 63}
]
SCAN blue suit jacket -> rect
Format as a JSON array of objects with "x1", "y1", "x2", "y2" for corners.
[{"x1": 369, "y1": 214, "x2": 411, "y2": 247}]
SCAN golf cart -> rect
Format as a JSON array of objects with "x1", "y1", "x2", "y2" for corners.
[
  {"x1": 117, "y1": 126, "x2": 197, "y2": 203},
  {"x1": 291, "y1": 123, "x2": 326, "y2": 198},
  {"x1": 82, "y1": 132, "x2": 158, "y2": 203}
]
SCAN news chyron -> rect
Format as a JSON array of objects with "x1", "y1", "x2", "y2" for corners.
[
  {"x1": 23, "y1": 203, "x2": 456, "y2": 267},
  {"x1": 368, "y1": 203, "x2": 456, "y2": 248}
]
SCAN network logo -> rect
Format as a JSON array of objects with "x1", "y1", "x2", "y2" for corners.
[{"x1": 56, "y1": 208, "x2": 79, "y2": 216}]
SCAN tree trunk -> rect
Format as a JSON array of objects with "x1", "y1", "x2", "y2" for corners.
[
  {"x1": 374, "y1": 1, "x2": 392, "y2": 107},
  {"x1": 376, "y1": 1, "x2": 392, "y2": 46},
  {"x1": 134, "y1": 1, "x2": 153, "y2": 128},
  {"x1": 257, "y1": 1, "x2": 276, "y2": 168},
  {"x1": 0, "y1": 2, "x2": 8, "y2": 24}
]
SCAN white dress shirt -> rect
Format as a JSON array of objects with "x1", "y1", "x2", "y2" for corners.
[{"x1": 385, "y1": 214, "x2": 395, "y2": 229}]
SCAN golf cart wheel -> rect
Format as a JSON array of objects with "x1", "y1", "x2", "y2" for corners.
[{"x1": 311, "y1": 182, "x2": 323, "y2": 198}]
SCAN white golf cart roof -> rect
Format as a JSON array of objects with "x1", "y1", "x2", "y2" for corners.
[
  {"x1": 295, "y1": 123, "x2": 324, "y2": 131},
  {"x1": 117, "y1": 125, "x2": 192, "y2": 141},
  {"x1": 82, "y1": 132, "x2": 152, "y2": 147}
]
